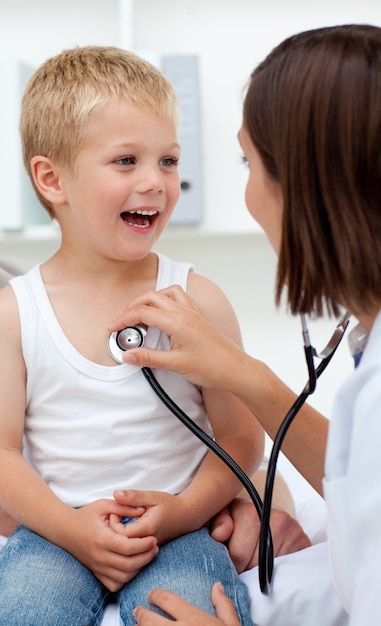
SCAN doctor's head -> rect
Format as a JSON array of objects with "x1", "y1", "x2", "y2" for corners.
[{"x1": 241, "y1": 24, "x2": 381, "y2": 319}]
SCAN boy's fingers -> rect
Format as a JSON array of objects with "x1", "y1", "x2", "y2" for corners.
[{"x1": 114, "y1": 489, "x2": 157, "y2": 507}]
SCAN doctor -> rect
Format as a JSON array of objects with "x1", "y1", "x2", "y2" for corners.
[{"x1": 111, "y1": 24, "x2": 381, "y2": 625}]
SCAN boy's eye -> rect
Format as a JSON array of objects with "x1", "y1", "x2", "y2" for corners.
[
  {"x1": 159, "y1": 157, "x2": 179, "y2": 167},
  {"x1": 115, "y1": 156, "x2": 136, "y2": 166}
]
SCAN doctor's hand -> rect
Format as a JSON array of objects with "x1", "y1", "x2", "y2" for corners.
[
  {"x1": 210, "y1": 498, "x2": 311, "y2": 573},
  {"x1": 133, "y1": 584, "x2": 241, "y2": 626},
  {"x1": 210, "y1": 468, "x2": 311, "y2": 573},
  {"x1": 109, "y1": 285, "x2": 247, "y2": 392}
]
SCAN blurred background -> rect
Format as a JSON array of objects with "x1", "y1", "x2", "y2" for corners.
[{"x1": 1, "y1": 0, "x2": 379, "y2": 428}]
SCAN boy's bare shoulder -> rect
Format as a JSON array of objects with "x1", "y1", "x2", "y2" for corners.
[
  {"x1": 0, "y1": 284, "x2": 20, "y2": 325},
  {"x1": 187, "y1": 271, "x2": 229, "y2": 304},
  {"x1": 186, "y1": 271, "x2": 242, "y2": 344}
]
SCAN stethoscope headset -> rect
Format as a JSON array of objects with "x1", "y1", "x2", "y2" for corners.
[{"x1": 108, "y1": 311, "x2": 350, "y2": 594}]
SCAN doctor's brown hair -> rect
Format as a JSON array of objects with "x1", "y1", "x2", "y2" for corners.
[{"x1": 243, "y1": 24, "x2": 381, "y2": 318}]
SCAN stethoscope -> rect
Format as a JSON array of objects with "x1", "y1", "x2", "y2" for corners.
[{"x1": 108, "y1": 310, "x2": 351, "y2": 594}]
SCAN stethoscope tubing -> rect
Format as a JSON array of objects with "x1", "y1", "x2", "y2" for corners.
[
  {"x1": 109, "y1": 312, "x2": 350, "y2": 595},
  {"x1": 141, "y1": 365, "x2": 274, "y2": 593},
  {"x1": 259, "y1": 316, "x2": 349, "y2": 593},
  {"x1": 141, "y1": 367, "x2": 266, "y2": 518}
]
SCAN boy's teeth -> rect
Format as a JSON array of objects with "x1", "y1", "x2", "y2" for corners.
[{"x1": 122, "y1": 210, "x2": 157, "y2": 228}]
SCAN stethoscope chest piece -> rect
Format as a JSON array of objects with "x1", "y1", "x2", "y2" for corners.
[{"x1": 108, "y1": 325, "x2": 147, "y2": 363}]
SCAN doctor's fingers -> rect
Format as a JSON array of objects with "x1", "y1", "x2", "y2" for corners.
[
  {"x1": 134, "y1": 284, "x2": 199, "y2": 313},
  {"x1": 109, "y1": 286, "x2": 200, "y2": 334},
  {"x1": 227, "y1": 509, "x2": 311, "y2": 573},
  {"x1": 133, "y1": 605, "x2": 170, "y2": 626},
  {"x1": 222, "y1": 498, "x2": 261, "y2": 572},
  {"x1": 268, "y1": 508, "x2": 311, "y2": 557},
  {"x1": 209, "y1": 506, "x2": 235, "y2": 544},
  {"x1": 211, "y1": 583, "x2": 242, "y2": 625},
  {"x1": 155, "y1": 284, "x2": 199, "y2": 305},
  {"x1": 133, "y1": 588, "x2": 232, "y2": 625},
  {"x1": 226, "y1": 522, "x2": 261, "y2": 573}
]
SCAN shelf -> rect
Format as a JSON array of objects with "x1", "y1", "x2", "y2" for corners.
[
  {"x1": 0, "y1": 221, "x2": 264, "y2": 242},
  {"x1": 0, "y1": 222, "x2": 265, "y2": 264}
]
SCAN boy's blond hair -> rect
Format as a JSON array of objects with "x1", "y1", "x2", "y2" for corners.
[{"x1": 20, "y1": 46, "x2": 179, "y2": 217}]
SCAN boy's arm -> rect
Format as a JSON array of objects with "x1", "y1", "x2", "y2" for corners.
[
  {"x1": 176, "y1": 272, "x2": 264, "y2": 529},
  {"x1": 0, "y1": 507, "x2": 17, "y2": 536},
  {"x1": 114, "y1": 273, "x2": 264, "y2": 545},
  {"x1": 174, "y1": 384, "x2": 263, "y2": 532},
  {"x1": 0, "y1": 288, "x2": 75, "y2": 544},
  {"x1": 0, "y1": 286, "x2": 157, "y2": 590}
]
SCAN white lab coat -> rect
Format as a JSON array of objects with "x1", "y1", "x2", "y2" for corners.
[{"x1": 324, "y1": 309, "x2": 381, "y2": 624}]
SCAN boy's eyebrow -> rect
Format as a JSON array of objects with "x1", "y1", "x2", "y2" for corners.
[{"x1": 113, "y1": 141, "x2": 181, "y2": 151}]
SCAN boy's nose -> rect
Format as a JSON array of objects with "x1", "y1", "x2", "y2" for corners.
[{"x1": 137, "y1": 166, "x2": 165, "y2": 194}]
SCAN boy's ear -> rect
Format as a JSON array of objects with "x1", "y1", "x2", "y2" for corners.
[{"x1": 30, "y1": 156, "x2": 67, "y2": 205}]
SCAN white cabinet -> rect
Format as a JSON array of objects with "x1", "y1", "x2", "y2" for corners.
[{"x1": 0, "y1": 60, "x2": 49, "y2": 230}]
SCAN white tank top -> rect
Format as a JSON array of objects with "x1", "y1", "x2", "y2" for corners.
[{"x1": 10, "y1": 253, "x2": 213, "y2": 507}]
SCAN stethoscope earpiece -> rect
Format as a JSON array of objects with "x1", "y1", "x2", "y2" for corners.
[{"x1": 108, "y1": 325, "x2": 147, "y2": 363}]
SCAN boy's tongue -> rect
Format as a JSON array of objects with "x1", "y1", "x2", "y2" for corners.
[{"x1": 122, "y1": 212, "x2": 150, "y2": 227}]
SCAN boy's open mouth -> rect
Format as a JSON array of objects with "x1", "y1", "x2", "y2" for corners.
[{"x1": 121, "y1": 210, "x2": 158, "y2": 229}]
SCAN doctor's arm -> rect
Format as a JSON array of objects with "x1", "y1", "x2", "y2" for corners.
[{"x1": 110, "y1": 285, "x2": 328, "y2": 496}]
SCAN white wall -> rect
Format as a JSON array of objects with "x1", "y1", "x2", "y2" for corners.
[
  {"x1": 3, "y1": 0, "x2": 381, "y2": 234},
  {"x1": 1, "y1": 0, "x2": 376, "y2": 422},
  {"x1": 134, "y1": 0, "x2": 381, "y2": 234},
  {"x1": 0, "y1": 0, "x2": 120, "y2": 63}
]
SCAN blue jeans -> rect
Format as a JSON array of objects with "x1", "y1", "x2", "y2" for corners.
[{"x1": 0, "y1": 524, "x2": 253, "y2": 625}]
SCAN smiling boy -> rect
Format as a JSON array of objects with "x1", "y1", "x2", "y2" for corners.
[{"x1": 0, "y1": 46, "x2": 261, "y2": 624}]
